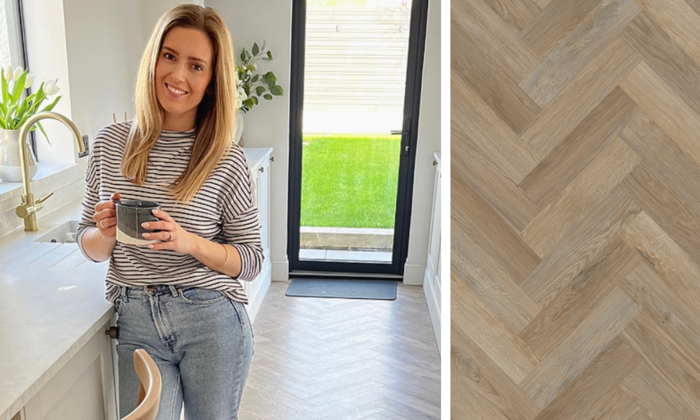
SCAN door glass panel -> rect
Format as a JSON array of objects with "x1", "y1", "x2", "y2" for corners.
[{"x1": 300, "y1": 0, "x2": 412, "y2": 264}]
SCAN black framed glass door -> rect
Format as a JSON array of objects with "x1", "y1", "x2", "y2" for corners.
[{"x1": 288, "y1": 0, "x2": 429, "y2": 276}]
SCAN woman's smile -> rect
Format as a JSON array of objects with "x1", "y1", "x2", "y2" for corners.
[{"x1": 165, "y1": 82, "x2": 188, "y2": 97}]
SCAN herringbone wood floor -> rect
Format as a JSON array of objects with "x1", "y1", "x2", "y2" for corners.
[
  {"x1": 452, "y1": 0, "x2": 700, "y2": 418},
  {"x1": 238, "y1": 281, "x2": 441, "y2": 419}
]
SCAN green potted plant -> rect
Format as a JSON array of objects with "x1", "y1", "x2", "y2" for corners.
[
  {"x1": 234, "y1": 41, "x2": 284, "y2": 144},
  {"x1": 0, "y1": 65, "x2": 62, "y2": 182}
]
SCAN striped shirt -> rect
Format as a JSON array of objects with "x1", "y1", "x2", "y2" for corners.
[{"x1": 76, "y1": 121, "x2": 263, "y2": 304}]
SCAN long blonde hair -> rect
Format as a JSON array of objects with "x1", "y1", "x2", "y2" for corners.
[{"x1": 122, "y1": 4, "x2": 237, "y2": 203}]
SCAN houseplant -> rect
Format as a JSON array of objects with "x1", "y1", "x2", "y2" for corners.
[
  {"x1": 234, "y1": 41, "x2": 284, "y2": 144},
  {"x1": 0, "y1": 65, "x2": 61, "y2": 181}
]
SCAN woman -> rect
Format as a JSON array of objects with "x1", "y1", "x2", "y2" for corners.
[{"x1": 76, "y1": 5, "x2": 261, "y2": 419}]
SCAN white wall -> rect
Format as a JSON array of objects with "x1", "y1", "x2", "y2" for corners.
[
  {"x1": 207, "y1": 0, "x2": 293, "y2": 280},
  {"x1": 208, "y1": 0, "x2": 441, "y2": 283}
]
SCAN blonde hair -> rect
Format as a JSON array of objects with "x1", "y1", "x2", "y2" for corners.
[{"x1": 122, "y1": 4, "x2": 237, "y2": 202}]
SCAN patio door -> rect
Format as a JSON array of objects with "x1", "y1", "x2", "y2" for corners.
[{"x1": 288, "y1": 0, "x2": 429, "y2": 277}]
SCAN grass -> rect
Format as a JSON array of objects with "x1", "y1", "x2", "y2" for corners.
[{"x1": 300, "y1": 133, "x2": 400, "y2": 229}]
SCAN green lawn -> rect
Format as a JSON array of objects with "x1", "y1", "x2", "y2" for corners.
[{"x1": 301, "y1": 134, "x2": 400, "y2": 228}]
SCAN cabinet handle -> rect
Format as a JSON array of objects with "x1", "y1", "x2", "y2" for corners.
[
  {"x1": 259, "y1": 167, "x2": 264, "y2": 173},
  {"x1": 270, "y1": 156, "x2": 275, "y2": 162},
  {"x1": 432, "y1": 159, "x2": 438, "y2": 166}
]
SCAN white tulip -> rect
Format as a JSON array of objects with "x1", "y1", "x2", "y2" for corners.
[
  {"x1": 13, "y1": 66, "x2": 23, "y2": 81},
  {"x1": 2, "y1": 65, "x2": 12, "y2": 82},
  {"x1": 24, "y1": 73, "x2": 34, "y2": 89},
  {"x1": 236, "y1": 98, "x2": 243, "y2": 109},
  {"x1": 45, "y1": 79, "x2": 59, "y2": 95}
]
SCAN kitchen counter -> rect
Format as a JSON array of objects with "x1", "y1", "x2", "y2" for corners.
[
  {"x1": 0, "y1": 147, "x2": 273, "y2": 420},
  {"x1": 0, "y1": 200, "x2": 111, "y2": 420}
]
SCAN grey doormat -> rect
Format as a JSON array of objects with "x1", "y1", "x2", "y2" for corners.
[{"x1": 286, "y1": 279, "x2": 397, "y2": 300}]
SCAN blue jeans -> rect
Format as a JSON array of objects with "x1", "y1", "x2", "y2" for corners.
[{"x1": 114, "y1": 285, "x2": 254, "y2": 420}]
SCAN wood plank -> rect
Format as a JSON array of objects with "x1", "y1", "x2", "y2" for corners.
[
  {"x1": 519, "y1": 86, "x2": 639, "y2": 208},
  {"x1": 623, "y1": 309, "x2": 700, "y2": 415},
  {"x1": 521, "y1": 0, "x2": 603, "y2": 57},
  {"x1": 520, "y1": 37, "x2": 641, "y2": 159},
  {"x1": 451, "y1": 273, "x2": 541, "y2": 384},
  {"x1": 621, "y1": 262, "x2": 700, "y2": 371},
  {"x1": 584, "y1": 387, "x2": 644, "y2": 420},
  {"x1": 619, "y1": 61, "x2": 700, "y2": 170},
  {"x1": 481, "y1": 0, "x2": 541, "y2": 33},
  {"x1": 519, "y1": 186, "x2": 641, "y2": 307},
  {"x1": 452, "y1": 132, "x2": 540, "y2": 233},
  {"x1": 619, "y1": 11, "x2": 700, "y2": 117},
  {"x1": 630, "y1": 409, "x2": 652, "y2": 420},
  {"x1": 520, "y1": 0, "x2": 640, "y2": 107},
  {"x1": 519, "y1": 237, "x2": 642, "y2": 358},
  {"x1": 620, "y1": 164, "x2": 700, "y2": 265},
  {"x1": 620, "y1": 212, "x2": 700, "y2": 319},
  {"x1": 452, "y1": 163, "x2": 542, "y2": 285},
  {"x1": 452, "y1": 232, "x2": 541, "y2": 335},
  {"x1": 451, "y1": 371, "x2": 509, "y2": 420},
  {"x1": 632, "y1": 0, "x2": 700, "y2": 68},
  {"x1": 532, "y1": 336, "x2": 641, "y2": 420},
  {"x1": 520, "y1": 286, "x2": 640, "y2": 408},
  {"x1": 452, "y1": 0, "x2": 540, "y2": 80},
  {"x1": 520, "y1": 136, "x2": 641, "y2": 258},
  {"x1": 451, "y1": 322, "x2": 541, "y2": 420},
  {"x1": 452, "y1": 23, "x2": 541, "y2": 134},
  {"x1": 620, "y1": 362, "x2": 698, "y2": 420},
  {"x1": 452, "y1": 71, "x2": 540, "y2": 183},
  {"x1": 619, "y1": 111, "x2": 700, "y2": 221}
]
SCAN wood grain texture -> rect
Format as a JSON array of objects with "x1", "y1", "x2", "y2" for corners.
[
  {"x1": 452, "y1": 123, "x2": 540, "y2": 233},
  {"x1": 452, "y1": 232, "x2": 541, "y2": 335},
  {"x1": 451, "y1": 323, "x2": 541, "y2": 420},
  {"x1": 452, "y1": 0, "x2": 700, "y2": 416},
  {"x1": 518, "y1": 86, "x2": 639, "y2": 208},
  {"x1": 518, "y1": 187, "x2": 641, "y2": 307},
  {"x1": 619, "y1": 61, "x2": 700, "y2": 169},
  {"x1": 520, "y1": 0, "x2": 640, "y2": 107},
  {"x1": 521, "y1": 0, "x2": 603, "y2": 57},
  {"x1": 452, "y1": 72, "x2": 540, "y2": 183},
  {"x1": 481, "y1": 0, "x2": 541, "y2": 33},
  {"x1": 520, "y1": 136, "x2": 641, "y2": 258},
  {"x1": 452, "y1": 0, "x2": 540, "y2": 80},
  {"x1": 520, "y1": 36, "x2": 641, "y2": 159},
  {"x1": 620, "y1": 11, "x2": 700, "y2": 117},
  {"x1": 519, "y1": 237, "x2": 641, "y2": 358},
  {"x1": 531, "y1": 336, "x2": 641, "y2": 420},
  {"x1": 452, "y1": 23, "x2": 541, "y2": 134},
  {"x1": 452, "y1": 173, "x2": 541, "y2": 285},
  {"x1": 452, "y1": 273, "x2": 541, "y2": 384},
  {"x1": 520, "y1": 287, "x2": 640, "y2": 407}
]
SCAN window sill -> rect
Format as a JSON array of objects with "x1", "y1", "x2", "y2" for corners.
[{"x1": 0, "y1": 163, "x2": 78, "y2": 203}]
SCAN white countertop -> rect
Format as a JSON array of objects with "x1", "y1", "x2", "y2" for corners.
[{"x1": 0, "y1": 147, "x2": 272, "y2": 420}]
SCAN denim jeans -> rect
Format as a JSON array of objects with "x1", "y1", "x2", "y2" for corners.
[{"x1": 114, "y1": 285, "x2": 254, "y2": 420}]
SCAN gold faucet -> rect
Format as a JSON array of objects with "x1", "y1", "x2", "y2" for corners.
[{"x1": 15, "y1": 112, "x2": 85, "y2": 231}]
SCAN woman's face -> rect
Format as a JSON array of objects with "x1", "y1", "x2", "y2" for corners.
[{"x1": 155, "y1": 26, "x2": 214, "y2": 131}]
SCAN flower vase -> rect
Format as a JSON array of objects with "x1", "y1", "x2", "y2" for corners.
[
  {"x1": 234, "y1": 110, "x2": 245, "y2": 146},
  {"x1": 0, "y1": 129, "x2": 38, "y2": 182}
]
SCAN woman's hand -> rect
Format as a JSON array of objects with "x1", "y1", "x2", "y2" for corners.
[
  {"x1": 93, "y1": 192, "x2": 121, "y2": 239},
  {"x1": 142, "y1": 208, "x2": 195, "y2": 255}
]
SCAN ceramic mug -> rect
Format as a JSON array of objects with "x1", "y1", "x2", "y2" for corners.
[{"x1": 115, "y1": 200, "x2": 161, "y2": 246}]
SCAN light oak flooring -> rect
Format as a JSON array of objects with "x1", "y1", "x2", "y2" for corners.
[
  {"x1": 452, "y1": 0, "x2": 700, "y2": 418},
  {"x1": 238, "y1": 281, "x2": 441, "y2": 419}
]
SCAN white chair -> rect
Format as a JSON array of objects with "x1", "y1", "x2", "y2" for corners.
[{"x1": 122, "y1": 349, "x2": 162, "y2": 420}]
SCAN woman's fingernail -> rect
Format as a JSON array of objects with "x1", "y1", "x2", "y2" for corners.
[
  {"x1": 142, "y1": 223, "x2": 149, "y2": 228},
  {"x1": 143, "y1": 233, "x2": 150, "y2": 238},
  {"x1": 148, "y1": 244, "x2": 154, "y2": 249}
]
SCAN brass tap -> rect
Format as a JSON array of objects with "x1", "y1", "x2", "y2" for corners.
[{"x1": 15, "y1": 112, "x2": 85, "y2": 231}]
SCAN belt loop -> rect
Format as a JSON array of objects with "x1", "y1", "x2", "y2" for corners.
[
  {"x1": 144, "y1": 285, "x2": 154, "y2": 295},
  {"x1": 169, "y1": 285, "x2": 179, "y2": 297}
]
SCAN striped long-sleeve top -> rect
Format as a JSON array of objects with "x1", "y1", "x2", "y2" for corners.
[{"x1": 76, "y1": 121, "x2": 263, "y2": 304}]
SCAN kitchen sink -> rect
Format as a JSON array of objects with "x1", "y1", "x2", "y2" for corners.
[{"x1": 35, "y1": 220, "x2": 80, "y2": 243}]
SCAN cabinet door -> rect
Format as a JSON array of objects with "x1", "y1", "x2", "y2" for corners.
[
  {"x1": 427, "y1": 164, "x2": 441, "y2": 288},
  {"x1": 257, "y1": 159, "x2": 270, "y2": 256}
]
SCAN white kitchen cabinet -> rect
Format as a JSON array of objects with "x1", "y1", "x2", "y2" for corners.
[
  {"x1": 424, "y1": 153, "x2": 441, "y2": 354},
  {"x1": 241, "y1": 148, "x2": 273, "y2": 322},
  {"x1": 14, "y1": 320, "x2": 117, "y2": 420}
]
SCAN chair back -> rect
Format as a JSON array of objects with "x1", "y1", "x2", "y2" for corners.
[{"x1": 121, "y1": 349, "x2": 162, "y2": 420}]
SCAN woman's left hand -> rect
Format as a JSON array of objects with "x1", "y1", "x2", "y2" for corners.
[{"x1": 141, "y1": 209, "x2": 194, "y2": 254}]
